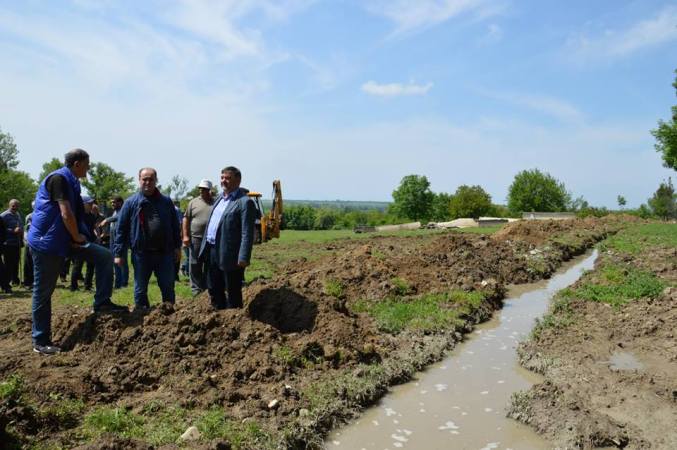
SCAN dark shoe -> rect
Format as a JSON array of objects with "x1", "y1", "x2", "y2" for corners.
[
  {"x1": 93, "y1": 301, "x2": 128, "y2": 314},
  {"x1": 33, "y1": 344, "x2": 62, "y2": 355},
  {"x1": 69, "y1": 285, "x2": 78, "y2": 292},
  {"x1": 133, "y1": 304, "x2": 151, "y2": 314},
  {"x1": 84, "y1": 285, "x2": 93, "y2": 292},
  {"x1": 3, "y1": 287, "x2": 12, "y2": 294}
]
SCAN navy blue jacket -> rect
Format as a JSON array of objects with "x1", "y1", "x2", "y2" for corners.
[
  {"x1": 198, "y1": 188, "x2": 256, "y2": 271},
  {"x1": 112, "y1": 190, "x2": 181, "y2": 256}
]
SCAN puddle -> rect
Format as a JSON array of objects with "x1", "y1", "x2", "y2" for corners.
[
  {"x1": 326, "y1": 250, "x2": 598, "y2": 450},
  {"x1": 606, "y1": 351, "x2": 644, "y2": 371}
]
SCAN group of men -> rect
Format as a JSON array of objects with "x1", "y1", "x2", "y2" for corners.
[{"x1": 27, "y1": 149, "x2": 256, "y2": 355}]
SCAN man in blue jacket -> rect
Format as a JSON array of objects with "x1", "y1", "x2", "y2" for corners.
[
  {"x1": 28, "y1": 149, "x2": 126, "y2": 355},
  {"x1": 113, "y1": 167, "x2": 181, "y2": 312},
  {"x1": 199, "y1": 166, "x2": 256, "y2": 310}
]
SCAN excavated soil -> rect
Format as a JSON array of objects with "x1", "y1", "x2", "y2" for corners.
[
  {"x1": 510, "y1": 227, "x2": 677, "y2": 450},
  {"x1": 0, "y1": 218, "x2": 622, "y2": 448}
]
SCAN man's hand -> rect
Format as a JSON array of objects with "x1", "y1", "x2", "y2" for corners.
[
  {"x1": 182, "y1": 237, "x2": 190, "y2": 248},
  {"x1": 114, "y1": 257, "x2": 123, "y2": 266},
  {"x1": 74, "y1": 233, "x2": 87, "y2": 244},
  {"x1": 13, "y1": 226, "x2": 21, "y2": 234},
  {"x1": 237, "y1": 260, "x2": 249, "y2": 268},
  {"x1": 175, "y1": 248, "x2": 182, "y2": 263}
]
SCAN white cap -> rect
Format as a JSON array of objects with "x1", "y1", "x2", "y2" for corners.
[{"x1": 198, "y1": 179, "x2": 213, "y2": 189}]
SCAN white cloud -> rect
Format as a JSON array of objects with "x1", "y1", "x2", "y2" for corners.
[
  {"x1": 565, "y1": 6, "x2": 677, "y2": 63},
  {"x1": 365, "y1": 0, "x2": 503, "y2": 36},
  {"x1": 362, "y1": 81, "x2": 433, "y2": 97}
]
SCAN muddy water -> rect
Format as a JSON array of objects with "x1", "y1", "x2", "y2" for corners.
[{"x1": 327, "y1": 250, "x2": 598, "y2": 450}]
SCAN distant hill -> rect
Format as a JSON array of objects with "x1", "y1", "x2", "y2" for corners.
[{"x1": 261, "y1": 199, "x2": 391, "y2": 212}]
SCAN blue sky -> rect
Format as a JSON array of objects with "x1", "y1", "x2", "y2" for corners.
[{"x1": 1, "y1": 0, "x2": 676, "y2": 207}]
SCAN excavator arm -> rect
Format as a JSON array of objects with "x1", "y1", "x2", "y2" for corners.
[{"x1": 247, "y1": 180, "x2": 283, "y2": 244}]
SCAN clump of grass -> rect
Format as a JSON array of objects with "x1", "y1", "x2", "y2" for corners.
[
  {"x1": 0, "y1": 374, "x2": 24, "y2": 400},
  {"x1": 353, "y1": 290, "x2": 485, "y2": 334},
  {"x1": 197, "y1": 407, "x2": 272, "y2": 448},
  {"x1": 302, "y1": 364, "x2": 387, "y2": 412},
  {"x1": 391, "y1": 277, "x2": 412, "y2": 296},
  {"x1": 563, "y1": 263, "x2": 665, "y2": 308},
  {"x1": 323, "y1": 279, "x2": 345, "y2": 299},
  {"x1": 272, "y1": 345, "x2": 296, "y2": 366},
  {"x1": 82, "y1": 406, "x2": 144, "y2": 438},
  {"x1": 42, "y1": 394, "x2": 85, "y2": 428},
  {"x1": 531, "y1": 296, "x2": 575, "y2": 340},
  {"x1": 139, "y1": 404, "x2": 189, "y2": 446}
]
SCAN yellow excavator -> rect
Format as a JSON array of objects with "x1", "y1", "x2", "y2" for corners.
[{"x1": 247, "y1": 180, "x2": 283, "y2": 244}]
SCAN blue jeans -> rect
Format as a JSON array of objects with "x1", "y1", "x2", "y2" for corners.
[
  {"x1": 132, "y1": 251, "x2": 175, "y2": 307},
  {"x1": 113, "y1": 249, "x2": 129, "y2": 288},
  {"x1": 31, "y1": 243, "x2": 114, "y2": 345}
]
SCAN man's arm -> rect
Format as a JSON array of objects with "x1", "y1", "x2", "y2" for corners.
[
  {"x1": 182, "y1": 216, "x2": 190, "y2": 247},
  {"x1": 58, "y1": 200, "x2": 86, "y2": 244},
  {"x1": 112, "y1": 201, "x2": 131, "y2": 262},
  {"x1": 237, "y1": 198, "x2": 257, "y2": 267}
]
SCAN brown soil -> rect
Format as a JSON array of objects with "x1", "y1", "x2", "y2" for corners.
[
  {"x1": 509, "y1": 228, "x2": 677, "y2": 449},
  {"x1": 0, "y1": 218, "x2": 620, "y2": 449}
]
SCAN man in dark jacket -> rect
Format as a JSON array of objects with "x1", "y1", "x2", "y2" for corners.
[
  {"x1": 113, "y1": 168, "x2": 181, "y2": 312},
  {"x1": 1, "y1": 199, "x2": 23, "y2": 285},
  {"x1": 28, "y1": 149, "x2": 126, "y2": 355},
  {"x1": 0, "y1": 215, "x2": 10, "y2": 293},
  {"x1": 199, "y1": 166, "x2": 256, "y2": 310}
]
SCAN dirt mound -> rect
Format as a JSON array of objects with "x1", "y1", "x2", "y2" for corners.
[{"x1": 493, "y1": 217, "x2": 604, "y2": 245}]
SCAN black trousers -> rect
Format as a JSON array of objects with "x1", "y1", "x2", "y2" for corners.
[
  {"x1": 206, "y1": 244, "x2": 244, "y2": 309},
  {"x1": 23, "y1": 245, "x2": 34, "y2": 287},
  {"x1": 0, "y1": 252, "x2": 10, "y2": 290},
  {"x1": 71, "y1": 257, "x2": 94, "y2": 290},
  {"x1": 2, "y1": 245, "x2": 21, "y2": 285}
]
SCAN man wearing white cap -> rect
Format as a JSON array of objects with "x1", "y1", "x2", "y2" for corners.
[{"x1": 182, "y1": 179, "x2": 214, "y2": 296}]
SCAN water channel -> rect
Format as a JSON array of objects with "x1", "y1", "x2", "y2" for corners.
[{"x1": 326, "y1": 250, "x2": 598, "y2": 450}]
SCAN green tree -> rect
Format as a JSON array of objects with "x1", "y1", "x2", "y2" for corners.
[
  {"x1": 0, "y1": 170, "x2": 38, "y2": 217},
  {"x1": 162, "y1": 175, "x2": 189, "y2": 201},
  {"x1": 651, "y1": 70, "x2": 677, "y2": 170},
  {"x1": 648, "y1": 178, "x2": 676, "y2": 219},
  {"x1": 314, "y1": 208, "x2": 340, "y2": 230},
  {"x1": 38, "y1": 157, "x2": 63, "y2": 181},
  {"x1": 617, "y1": 195, "x2": 627, "y2": 209},
  {"x1": 390, "y1": 175, "x2": 435, "y2": 222},
  {"x1": 507, "y1": 169, "x2": 571, "y2": 214},
  {"x1": 283, "y1": 205, "x2": 317, "y2": 230},
  {"x1": 448, "y1": 185, "x2": 492, "y2": 219},
  {"x1": 81, "y1": 162, "x2": 134, "y2": 205},
  {"x1": 431, "y1": 192, "x2": 452, "y2": 221},
  {"x1": 0, "y1": 127, "x2": 19, "y2": 171}
]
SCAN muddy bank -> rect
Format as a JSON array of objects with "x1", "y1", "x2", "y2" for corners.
[
  {"x1": 0, "y1": 218, "x2": 621, "y2": 449},
  {"x1": 508, "y1": 223, "x2": 677, "y2": 449}
]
